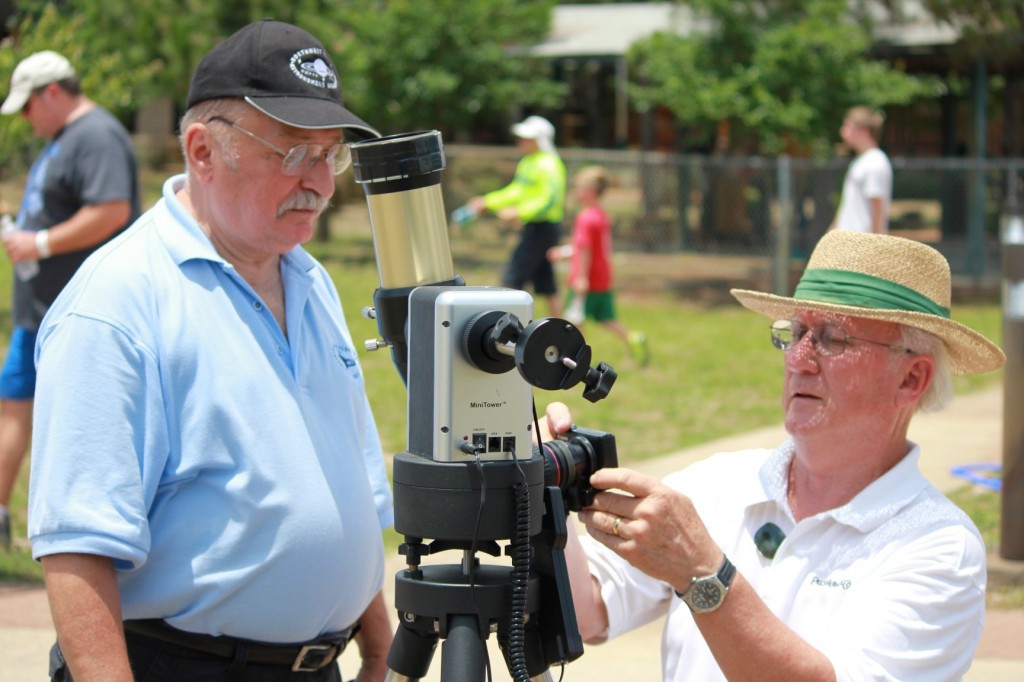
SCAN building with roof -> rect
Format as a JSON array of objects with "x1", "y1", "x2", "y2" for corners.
[{"x1": 522, "y1": 2, "x2": 1023, "y2": 158}]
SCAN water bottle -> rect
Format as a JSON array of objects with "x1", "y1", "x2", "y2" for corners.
[
  {"x1": 1, "y1": 215, "x2": 39, "y2": 280},
  {"x1": 450, "y1": 203, "x2": 479, "y2": 227}
]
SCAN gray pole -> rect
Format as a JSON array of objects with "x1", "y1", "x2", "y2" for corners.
[
  {"x1": 774, "y1": 155, "x2": 792, "y2": 295},
  {"x1": 1001, "y1": 192, "x2": 1024, "y2": 560},
  {"x1": 969, "y1": 58, "x2": 988, "y2": 279}
]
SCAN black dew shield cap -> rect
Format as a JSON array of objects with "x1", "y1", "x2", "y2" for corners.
[{"x1": 186, "y1": 19, "x2": 379, "y2": 135}]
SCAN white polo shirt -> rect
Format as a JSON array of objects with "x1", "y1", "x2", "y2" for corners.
[
  {"x1": 834, "y1": 147, "x2": 892, "y2": 233},
  {"x1": 584, "y1": 440, "x2": 986, "y2": 681}
]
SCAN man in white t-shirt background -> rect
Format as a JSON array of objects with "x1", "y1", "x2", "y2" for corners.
[{"x1": 831, "y1": 106, "x2": 892, "y2": 234}]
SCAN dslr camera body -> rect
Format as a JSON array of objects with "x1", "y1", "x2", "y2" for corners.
[{"x1": 539, "y1": 425, "x2": 618, "y2": 513}]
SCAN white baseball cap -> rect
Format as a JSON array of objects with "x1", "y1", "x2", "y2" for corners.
[
  {"x1": 511, "y1": 115, "x2": 556, "y2": 153},
  {"x1": 1, "y1": 51, "x2": 76, "y2": 115}
]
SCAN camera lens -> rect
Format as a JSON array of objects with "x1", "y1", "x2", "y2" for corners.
[
  {"x1": 539, "y1": 440, "x2": 576, "y2": 488},
  {"x1": 536, "y1": 437, "x2": 596, "y2": 512}
]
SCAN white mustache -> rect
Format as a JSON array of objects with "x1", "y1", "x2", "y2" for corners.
[{"x1": 278, "y1": 191, "x2": 330, "y2": 217}]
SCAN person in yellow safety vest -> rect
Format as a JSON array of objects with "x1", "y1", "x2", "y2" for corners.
[{"x1": 469, "y1": 115, "x2": 567, "y2": 317}]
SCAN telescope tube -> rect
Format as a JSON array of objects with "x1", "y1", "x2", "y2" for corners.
[{"x1": 349, "y1": 131, "x2": 464, "y2": 382}]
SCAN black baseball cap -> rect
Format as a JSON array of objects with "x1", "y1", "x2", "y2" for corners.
[{"x1": 186, "y1": 19, "x2": 379, "y2": 137}]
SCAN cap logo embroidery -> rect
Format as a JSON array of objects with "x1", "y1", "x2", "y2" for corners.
[{"x1": 289, "y1": 47, "x2": 337, "y2": 90}]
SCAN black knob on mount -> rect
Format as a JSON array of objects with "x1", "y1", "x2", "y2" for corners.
[{"x1": 582, "y1": 362, "x2": 617, "y2": 403}]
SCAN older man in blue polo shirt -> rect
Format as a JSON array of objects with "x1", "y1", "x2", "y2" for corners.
[{"x1": 28, "y1": 21, "x2": 392, "y2": 682}]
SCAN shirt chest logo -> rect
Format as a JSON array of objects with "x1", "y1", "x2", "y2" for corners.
[
  {"x1": 809, "y1": 576, "x2": 852, "y2": 590},
  {"x1": 333, "y1": 342, "x2": 360, "y2": 379}
]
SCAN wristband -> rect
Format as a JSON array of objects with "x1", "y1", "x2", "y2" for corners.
[{"x1": 36, "y1": 229, "x2": 52, "y2": 259}]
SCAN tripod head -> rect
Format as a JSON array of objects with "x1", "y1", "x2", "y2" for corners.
[{"x1": 350, "y1": 131, "x2": 617, "y2": 682}]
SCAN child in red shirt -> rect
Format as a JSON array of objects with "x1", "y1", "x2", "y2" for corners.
[{"x1": 549, "y1": 166, "x2": 648, "y2": 366}]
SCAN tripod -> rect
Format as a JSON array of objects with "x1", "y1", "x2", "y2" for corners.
[{"x1": 383, "y1": 454, "x2": 579, "y2": 682}]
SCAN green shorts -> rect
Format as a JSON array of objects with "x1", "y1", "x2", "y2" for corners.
[{"x1": 567, "y1": 290, "x2": 617, "y2": 322}]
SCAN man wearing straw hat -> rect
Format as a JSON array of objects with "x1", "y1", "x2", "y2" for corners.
[{"x1": 547, "y1": 230, "x2": 1005, "y2": 681}]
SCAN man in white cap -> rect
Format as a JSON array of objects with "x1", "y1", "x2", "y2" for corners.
[
  {"x1": 28, "y1": 21, "x2": 392, "y2": 681},
  {"x1": 0, "y1": 50, "x2": 139, "y2": 551},
  {"x1": 469, "y1": 114, "x2": 567, "y2": 316},
  {"x1": 545, "y1": 230, "x2": 1004, "y2": 681}
]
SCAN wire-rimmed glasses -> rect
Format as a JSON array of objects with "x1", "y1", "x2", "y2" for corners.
[
  {"x1": 770, "y1": 319, "x2": 913, "y2": 357},
  {"x1": 206, "y1": 116, "x2": 351, "y2": 176}
]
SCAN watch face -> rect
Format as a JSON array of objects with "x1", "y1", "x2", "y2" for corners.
[{"x1": 690, "y1": 581, "x2": 722, "y2": 610}]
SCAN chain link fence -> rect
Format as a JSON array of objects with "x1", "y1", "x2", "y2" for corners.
[{"x1": 442, "y1": 145, "x2": 1024, "y2": 293}]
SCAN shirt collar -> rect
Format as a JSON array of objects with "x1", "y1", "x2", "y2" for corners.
[{"x1": 756, "y1": 438, "x2": 931, "y2": 531}]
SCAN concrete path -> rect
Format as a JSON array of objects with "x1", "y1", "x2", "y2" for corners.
[{"x1": 3, "y1": 384, "x2": 1022, "y2": 681}]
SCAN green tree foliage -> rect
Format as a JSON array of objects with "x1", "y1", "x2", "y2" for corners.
[
  {"x1": 331, "y1": 0, "x2": 565, "y2": 138},
  {"x1": 0, "y1": 1, "x2": 210, "y2": 174},
  {"x1": 628, "y1": 0, "x2": 936, "y2": 156},
  {"x1": 1, "y1": 0, "x2": 343, "y2": 173},
  {"x1": 1, "y1": 0, "x2": 565, "y2": 168},
  {"x1": 5, "y1": 0, "x2": 338, "y2": 111},
  {"x1": 0, "y1": 3, "x2": 164, "y2": 173}
]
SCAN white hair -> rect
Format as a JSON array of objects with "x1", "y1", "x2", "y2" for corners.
[
  {"x1": 178, "y1": 98, "x2": 248, "y2": 174},
  {"x1": 899, "y1": 325, "x2": 954, "y2": 413}
]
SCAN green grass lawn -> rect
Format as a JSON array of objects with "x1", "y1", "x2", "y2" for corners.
[
  {"x1": 0, "y1": 197, "x2": 1011, "y2": 604},
  {"x1": 310, "y1": 221, "x2": 1004, "y2": 469}
]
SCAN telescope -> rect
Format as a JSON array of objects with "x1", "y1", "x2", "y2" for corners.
[{"x1": 350, "y1": 131, "x2": 617, "y2": 682}]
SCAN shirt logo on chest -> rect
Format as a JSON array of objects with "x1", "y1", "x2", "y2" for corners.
[
  {"x1": 333, "y1": 342, "x2": 360, "y2": 379},
  {"x1": 810, "y1": 576, "x2": 852, "y2": 590}
]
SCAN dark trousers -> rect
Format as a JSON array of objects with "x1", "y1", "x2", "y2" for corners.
[
  {"x1": 49, "y1": 632, "x2": 345, "y2": 681},
  {"x1": 502, "y1": 221, "x2": 561, "y2": 295}
]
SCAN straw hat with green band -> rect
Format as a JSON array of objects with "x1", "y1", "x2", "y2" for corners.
[{"x1": 730, "y1": 230, "x2": 1005, "y2": 375}]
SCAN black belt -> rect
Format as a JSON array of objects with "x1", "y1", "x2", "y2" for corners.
[{"x1": 123, "y1": 619, "x2": 356, "y2": 672}]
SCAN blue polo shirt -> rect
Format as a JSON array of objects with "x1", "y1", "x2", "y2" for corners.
[{"x1": 28, "y1": 175, "x2": 393, "y2": 642}]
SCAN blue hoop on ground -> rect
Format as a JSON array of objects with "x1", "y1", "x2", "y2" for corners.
[{"x1": 950, "y1": 462, "x2": 1002, "y2": 491}]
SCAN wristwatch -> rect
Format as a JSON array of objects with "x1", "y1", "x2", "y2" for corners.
[{"x1": 675, "y1": 555, "x2": 736, "y2": 613}]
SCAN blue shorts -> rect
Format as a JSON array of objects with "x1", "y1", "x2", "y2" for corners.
[{"x1": 0, "y1": 326, "x2": 38, "y2": 400}]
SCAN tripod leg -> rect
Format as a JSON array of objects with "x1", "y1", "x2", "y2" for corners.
[
  {"x1": 439, "y1": 614, "x2": 488, "y2": 682},
  {"x1": 385, "y1": 619, "x2": 438, "y2": 681}
]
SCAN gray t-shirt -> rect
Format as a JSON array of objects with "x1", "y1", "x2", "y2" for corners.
[{"x1": 14, "y1": 106, "x2": 140, "y2": 329}]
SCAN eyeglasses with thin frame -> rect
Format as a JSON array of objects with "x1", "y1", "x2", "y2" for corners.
[
  {"x1": 206, "y1": 116, "x2": 351, "y2": 176},
  {"x1": 770, "y1": 319, "x2": 913, "y2": 357}
]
